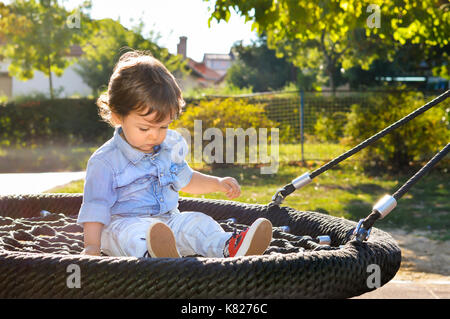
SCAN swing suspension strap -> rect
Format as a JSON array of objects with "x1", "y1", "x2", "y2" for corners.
[
  {"x1": 353, "y1": 143, "x2": 450, "y2": 241},
  {"x1": 271, "y1": 90, "x2": 450, "y2": 205}
]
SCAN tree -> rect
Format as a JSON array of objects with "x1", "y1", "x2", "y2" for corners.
[
  {"x1": 0, "y1": 0, "x2": 93, "y2": 99},
  {"x1": 75, "y1": 18, "x2": 186, "y2": 95},
  {"x1": 344, "y1": 43, "x2": 450, "y2": 89},
  {"x1": 207, "y1": 0, "x2": 450, "y2": 92},
  {"x1": 226, "y1": 36, "x2": 297, "y2": 92}
]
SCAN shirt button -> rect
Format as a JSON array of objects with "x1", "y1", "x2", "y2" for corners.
[
  {"x1": 160, "y1": 198, "x2": 164, "y2": 202},
  {"x1": 160, "y1": 173, "x2": 164, "y2": 177}
]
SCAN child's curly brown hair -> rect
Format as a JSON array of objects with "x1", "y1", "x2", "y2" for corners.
[{"x1": 97, "y1": 49, "x2": 185, "y2": 127}]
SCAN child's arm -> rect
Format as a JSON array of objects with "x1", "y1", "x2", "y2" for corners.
[
  {"x1": 180, "y1": 171, "x2": 241, "y2": 199},
  {"x1": 81, "y1": 222, "x2": 104, "y2": 256},
  {"x1": 77, "y1": 158, "x2": 116, "y2": 256}
]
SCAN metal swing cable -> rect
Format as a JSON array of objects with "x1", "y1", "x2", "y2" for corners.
[
  {"x1": 392, "y1": 143, "x2": 450, "y2": 201},
  {"x1": 271, "y1": 90, "x2": 450, "y2": 205},
  {"x1": 354, "y1": 143, "x2": 450, "y2": 241}
]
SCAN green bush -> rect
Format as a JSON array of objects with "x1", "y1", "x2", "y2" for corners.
[
  {"x1": 314, "y1": 111, "x2": 348, "y2": 142},
  {"x1": 172, "y1": 98, "x2": 278, "y2": 167},
  {"x1": 344, "y1": 91, "x2": 450, "y2": 171},
  {"x1": 0, "y1": 98, "x2": 113, "y2": 148}
]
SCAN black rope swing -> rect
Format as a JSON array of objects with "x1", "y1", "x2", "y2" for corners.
[
  {"x1": 271, "y1": 90, "x2": 450, "y2": 241},
  {"x1": 0, "y1": 90, "x2": 448, "y2": 299}
]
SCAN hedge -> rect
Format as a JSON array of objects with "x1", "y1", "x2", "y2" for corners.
[{"x1": 0, "y1": 99, "x2": 113, "y2": 148}]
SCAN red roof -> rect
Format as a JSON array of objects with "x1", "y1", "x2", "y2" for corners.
[
  {"x1": 67, "y1": 44, "x2": 83, "y2": 57},
  {"x1": 186, "y1": 58, "x2": 222, "y2": 82}
]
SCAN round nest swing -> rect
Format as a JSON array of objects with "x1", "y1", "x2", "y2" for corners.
[
  {"x1": 0, "y1": 90, "x2": 447, "y2": 299},
  {"x1": 0, "y1": 193, "x2": 400, "y2": 299}
]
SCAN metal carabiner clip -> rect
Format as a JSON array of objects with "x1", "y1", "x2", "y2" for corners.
[
  {"x1": 353, "y1": 219, "x2": 372, "y2": 242},
  {"x1": 271, "y1": 189, "x2": 285, "y2": 206}
]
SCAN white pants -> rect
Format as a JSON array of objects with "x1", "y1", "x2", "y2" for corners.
[{"x1": 101, "y1": 209, "x2": 232, "y2": 258}]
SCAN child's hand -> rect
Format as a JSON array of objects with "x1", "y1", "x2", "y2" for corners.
[
  {"x1": 218, "y1": 177, "x2": 241, "y2": 199},
  {"x1": 81, "y1": 245, "x2": 101, "y2": 256}
]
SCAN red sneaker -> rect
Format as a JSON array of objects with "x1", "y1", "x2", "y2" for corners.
[{"x1": 224, "y1": 218, "x2": 272, "y2": 257}]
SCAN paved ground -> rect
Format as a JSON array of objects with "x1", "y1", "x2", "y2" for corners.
[
  {"x1": 354, "y1": 278, "x2": 450, "y2": 299},
  {"x1": 0, "y1": 171, "x2": 85, "y2": 195},
  {"x1": 0, "y1": 171, "x2": 448, "y2": 299}
]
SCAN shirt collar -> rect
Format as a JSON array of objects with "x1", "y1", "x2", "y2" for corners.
[{"x1": 113, "y1": 127, "x2": 167, "y2": 164}]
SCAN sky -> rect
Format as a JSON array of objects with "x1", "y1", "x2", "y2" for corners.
[{"x1": 63, "y1": 0, "x2": 259, "y2": 61}]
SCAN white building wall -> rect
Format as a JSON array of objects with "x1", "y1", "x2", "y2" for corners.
[
  {"x1": 0, "y1": 59, "x2": 92, "y2": 98},
  {"x1": 204, "y1": 58, "x2": 232, "y2": 77}
]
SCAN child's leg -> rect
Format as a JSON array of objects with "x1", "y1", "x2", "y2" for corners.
[
  {"x1": 101, "y1": 216, "x2": 149, "y2": 257},
  {"x1": 168, "y1": 210, "x2": 273, "y2": 258},
  {"x1": 101, "y1": 215, "x2": 179, "y2": 258},
  {"x1": 167, "y1": 211, "x2": 231, "y2": 258}
]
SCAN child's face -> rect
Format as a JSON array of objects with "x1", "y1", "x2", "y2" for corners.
[{"x1": 114, "y1": 110, "x2": 173, "y2": 153}]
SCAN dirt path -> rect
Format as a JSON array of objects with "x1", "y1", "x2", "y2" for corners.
[
  {"x1": 387, "y1": 229, "x2": 449, "y2": 282},
  {"x1": 354, "y1": 229, "x2": 449, "y2": 298}
]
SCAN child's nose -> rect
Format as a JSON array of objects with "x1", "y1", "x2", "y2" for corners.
[{"x1": 148, "y1": 128, "x2": 160, "y2": 140}]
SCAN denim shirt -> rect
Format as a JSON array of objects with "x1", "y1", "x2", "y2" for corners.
[{"x1": 77, "y1": 127, "x2": 193, "y2": 227}]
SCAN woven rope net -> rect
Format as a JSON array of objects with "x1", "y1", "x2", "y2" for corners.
[{"x1": 0, "y1": 193, "x2": 401, "y2": 298}]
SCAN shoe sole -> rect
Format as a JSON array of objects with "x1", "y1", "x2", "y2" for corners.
[
  {"x1": 146, "y1": 222, "x2": 180, "y2": 258},
  {"x1": 235, "y1": 218, "x2": 272, "y2": 257}
]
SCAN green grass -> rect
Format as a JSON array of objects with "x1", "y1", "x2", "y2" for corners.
[{"x1": 278, "y1": 142, "x2": 351, "y2": 163}]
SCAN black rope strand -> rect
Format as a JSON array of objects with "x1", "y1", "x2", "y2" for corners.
[
  {"x1": 392, "y1": 143, "x2": 450, "y2": 200},
  {"x1": 361, "y1": 210, "x2": 382, "y2": 232},
  {"x1": 310, "y1": 90, "x2": 449, "y2": 179}
]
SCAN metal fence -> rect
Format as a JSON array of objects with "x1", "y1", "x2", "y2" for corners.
[{"x1": 187, "y1": 90, "x2": 448, "y2": 162}]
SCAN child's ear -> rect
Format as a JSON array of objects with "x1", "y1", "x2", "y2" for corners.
[{"x1": 110, "y1": 112, "x2": 123, "y2": 127}]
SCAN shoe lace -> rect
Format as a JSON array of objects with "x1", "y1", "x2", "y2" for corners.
[
  {"x1": 231, "y1": 227, "x2": 247, "y2": 248},
  {"x1": 223, "y1": 223, "x2": 248, "y2": 257}
]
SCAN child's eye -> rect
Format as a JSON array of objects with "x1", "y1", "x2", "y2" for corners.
[{"x1": 139, "y1": 127, "x2": 167, "y2": 131}]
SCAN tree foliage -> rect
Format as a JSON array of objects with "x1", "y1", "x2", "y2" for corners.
[
  {"x1": 207, "y1": 0, "x2": 450, "y2": 91},
  {"x1": 226, "y1": 36, "x2": 296, "y2": 92},
  {"x1": 0, "y1": 0, "x2": 93, "y2": 99},
  {"x1": 75, "y1": 18, "x2": 186, "y2": 95},
  {"x1": 343, "y1": 43, "x2": 448, "y2": 89}
]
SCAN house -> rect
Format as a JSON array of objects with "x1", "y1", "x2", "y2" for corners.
[
  {"x1": 0, "y1": 42, "x2": 92, "y2": 99},
  {"x1": 0, "y1": 35, "x2": 238, "y2": 99},
  {"x1": 175, "y1": 36, "x2": 235, "y2": 90},
  {"x1": 203, "y1": 53, "x2": 234, "y2": 77}
]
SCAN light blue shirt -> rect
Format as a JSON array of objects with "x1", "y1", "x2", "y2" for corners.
[{"x1": 77, "y1": 127, "x2": 193, "y2": 227}]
